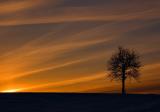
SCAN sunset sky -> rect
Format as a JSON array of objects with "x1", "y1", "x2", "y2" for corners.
[{"x1": 0, "y1": 0, "x2": 159, "y2": 93}]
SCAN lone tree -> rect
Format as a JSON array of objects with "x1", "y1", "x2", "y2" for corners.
[{"x1": 107, "y1": 47, "x2": 141, "y2": 95}]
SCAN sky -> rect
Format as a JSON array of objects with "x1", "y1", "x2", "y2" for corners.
[{"x1": 0, "y1": 0, "x2": 159, "y2": 93}]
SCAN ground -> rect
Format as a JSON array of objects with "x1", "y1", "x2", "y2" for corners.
[{"x1": 0, "y1": 93, "x2": 159, "y2": 112}]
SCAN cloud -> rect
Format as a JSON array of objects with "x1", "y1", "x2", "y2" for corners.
[
  {"x1": 0, "y1": 0, "x2": 44, "y2": 14},
  {"x1": 22, "y1": 73, "x2": 106, "y2": 91},
  {"x1": 0, "y1": 0, "x2": 159, "y2": 26}
]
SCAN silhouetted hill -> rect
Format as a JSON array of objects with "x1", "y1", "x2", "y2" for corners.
[{"x1": 0, "y1": 93, "x2": 159, "y2": 112}]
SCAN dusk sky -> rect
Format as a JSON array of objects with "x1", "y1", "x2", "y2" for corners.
[{"x1": 0, "y1": 0, "x2": 159, "y2": 93}]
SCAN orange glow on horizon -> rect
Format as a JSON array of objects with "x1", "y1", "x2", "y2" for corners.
[{"x1": 1, "y1": 89, "x2": 22, "y2": 93}]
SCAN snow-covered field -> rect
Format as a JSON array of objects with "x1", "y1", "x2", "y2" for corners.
[{"x1": 0, "y1": 93, "x2": 159, "y2": 112}]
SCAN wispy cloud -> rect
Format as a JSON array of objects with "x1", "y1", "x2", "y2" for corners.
[{"x1": 0, "y1": 0, "x2": 159, "y2": 26}]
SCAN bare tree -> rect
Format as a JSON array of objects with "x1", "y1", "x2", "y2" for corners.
[{"x1": 107, "y1": 47, "x2": 141, "y2": 95}]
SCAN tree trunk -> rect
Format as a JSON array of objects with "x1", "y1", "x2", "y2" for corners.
[{"x1": 122, "y1": 64, "x2": 126, "y2": 95}]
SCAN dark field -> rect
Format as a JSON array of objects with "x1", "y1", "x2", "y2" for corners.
[{"x1": 0, "y1": 93, "x2": 159, "y2": 112}]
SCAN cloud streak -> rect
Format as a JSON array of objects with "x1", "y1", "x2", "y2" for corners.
[{"x1": 0, "y1": 0, "x2": 159, "y2": 26}]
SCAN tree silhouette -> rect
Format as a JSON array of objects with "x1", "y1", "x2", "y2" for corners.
[{"x1": 107, "y1": 47, "x2": 141, "y2": 95}]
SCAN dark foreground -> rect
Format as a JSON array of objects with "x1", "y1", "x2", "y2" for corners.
[{"x1": 0, "y1": 93, "x2": 160, "y2": 112}]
